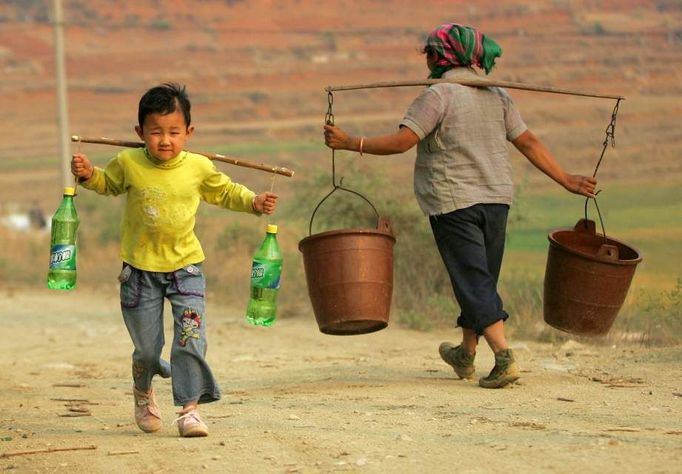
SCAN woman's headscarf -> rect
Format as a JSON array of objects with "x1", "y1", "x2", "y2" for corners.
[{"x1": 425, "y1": 23, "x2": 502, "y2": 78}]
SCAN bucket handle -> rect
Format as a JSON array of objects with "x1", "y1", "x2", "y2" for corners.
[
  {"x1": 574, "y1": 218, "x2": 597, "y2": 235},
  {"x1": 312, "y1": 100, "x2": 381, "y2": 236},
  {"x1": 307, "y1": 179, "x2": 380, "y2": 236},
  {"x1": 582, "y1": 195, "x2": 608, "y2": 244},
  {"x1": 574, "y1": 219, "x2": 620, "y2": 261},
  {"x1": 581, "y1": 98, "x2": 622, "y2": 245},
  {"x1": 597, "y1": 244, "x2": 620, "y2": 261},
  {"x1": 376, "y1": 215, "x2": 393, "y2": 235}
]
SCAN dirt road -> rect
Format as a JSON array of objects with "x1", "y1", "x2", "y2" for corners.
[{"x1": 1, "y1": 290, "x2": 681, "y2": 473}]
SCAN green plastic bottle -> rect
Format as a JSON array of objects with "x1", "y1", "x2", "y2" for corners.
[
  {"x1": 246, "y1": 224, "x2": 283, "y2": 326},
  {"x1": 47, "y1": 187, "x2": 80, "y2": 290}
]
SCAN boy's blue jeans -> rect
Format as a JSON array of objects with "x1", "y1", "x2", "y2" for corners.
[
  {"x1": 119, "y1": 263, "x2": 221, "y2": 406},
  {"x1": 429, "y1": 203, "x2": 510, "y2": 335}
]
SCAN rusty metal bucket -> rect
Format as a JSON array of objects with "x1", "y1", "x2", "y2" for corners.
[
  {"x1": 299, "y1": 217, "x2": 395, "y2": 335},
  {"x1": 543, "y1": 218, "x2": 642, "y2": 336}
]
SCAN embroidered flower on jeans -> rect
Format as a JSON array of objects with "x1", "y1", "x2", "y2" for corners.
[{"x1": 179, "y1": 309, "x2": 201, "y2": 347}]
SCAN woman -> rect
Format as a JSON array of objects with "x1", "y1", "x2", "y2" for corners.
[{"x1": 323, "y1": 23, "x2": 596, "y2": 388}]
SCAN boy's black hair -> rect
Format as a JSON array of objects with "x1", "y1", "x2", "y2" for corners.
[{"x1": 138, "y1": 82, "x2": 192, "y2": 128}]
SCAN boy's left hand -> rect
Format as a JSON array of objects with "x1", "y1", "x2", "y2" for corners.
[{"x1": 253, "y1": 192, "x2": 278, "y2": 214}]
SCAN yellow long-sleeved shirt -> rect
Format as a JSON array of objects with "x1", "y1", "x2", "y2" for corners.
[{"x1": 82, "y1": 148, "x2": 257, "y2": 272}]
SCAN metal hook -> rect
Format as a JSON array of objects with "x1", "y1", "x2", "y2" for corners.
[
  {"x1": 309, "y1": 89, "x2": 380, "y2": 235},
  {"x1": 582, "y1": 97, "x2": 622, "y2": 242}
]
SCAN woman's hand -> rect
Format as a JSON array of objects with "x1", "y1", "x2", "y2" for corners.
[
  {"x1": 324, "y1": 124, "x2": 419, "y2": 155},
  {"x1": 563, "y1": 174, "x2": 598, "y2": 198},
  {"x1": 253, "y1": 192, "x2": 278, "y2": 215},
  {"x1": 323, "y1": 124, "x2": 352, "y2": 150},
  {"x1": 71, "y1": 152, "x2": 94, "y2": 180}
]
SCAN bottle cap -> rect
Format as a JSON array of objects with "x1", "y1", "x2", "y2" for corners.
[
  {"x1": 63, "y1": 187, "x2": 76, "y2": 196},
  {"x1": 266, "y1": 224, "x2": 278, "y2": 234}
]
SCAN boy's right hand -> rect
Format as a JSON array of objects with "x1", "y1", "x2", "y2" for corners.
[
  {"x1": 253, "y1": 192, "x2": 278, "y2": 215},
  {"x1": 71, "y1": 152, "x2": 94, "y2": 181}
]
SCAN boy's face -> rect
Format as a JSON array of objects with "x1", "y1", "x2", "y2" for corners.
[{"x1": 135, "y1": 109, "x2": 194, "y2": 161}]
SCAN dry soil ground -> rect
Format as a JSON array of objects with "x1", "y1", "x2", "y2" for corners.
[{"x1": 1, "y1": 290, "x2": 681, "y2": 473}]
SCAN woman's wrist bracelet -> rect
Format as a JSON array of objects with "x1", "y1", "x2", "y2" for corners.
[{"x1": 359, "y1": 136, "x2": 365, "y2": 157}]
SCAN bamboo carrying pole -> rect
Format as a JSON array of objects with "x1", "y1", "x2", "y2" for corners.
[
  {"x1": 327, "y1": 77, "x2": 624, "y2": 100},
  {"x1": 70, "y1": 136, "x2": 295, "y2": 177}
]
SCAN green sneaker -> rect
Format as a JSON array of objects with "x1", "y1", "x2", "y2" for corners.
[
  {"x1": 479, "y1": 349, "x2": 519, "y2": 389},
  {"x1": 439, "y1": 342, "x2": 475, "y2": 379}
]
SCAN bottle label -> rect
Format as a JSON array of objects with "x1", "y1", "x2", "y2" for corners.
[
  {"x1": 49, "y1": 244, "x2": 76, "y2": 270},
  {"x1": 250, "y1": 261, "x2": 281, "y2": 289}
]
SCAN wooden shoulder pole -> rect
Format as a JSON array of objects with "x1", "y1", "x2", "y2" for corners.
[
  {"x1": 71, "y1": 136, "x2": 294, "y2": 177},
  {"x1": 327, "y1": 78, "x2": 624, "y2": 101}
]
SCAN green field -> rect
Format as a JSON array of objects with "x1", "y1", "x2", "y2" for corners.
[{"x1": 506, "y1": 182, "x2": 682, "y2": 288}]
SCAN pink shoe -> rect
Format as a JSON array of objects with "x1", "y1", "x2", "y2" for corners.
[
  {"x1": 133, "y1": 386, "x2": 162, "y2": 433},
  {"x1": 173, "y1": 409, "x2": 209, "y2": 437}
]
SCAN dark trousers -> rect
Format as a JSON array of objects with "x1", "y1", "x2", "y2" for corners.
[{"x1": 429, "y1": 203, "x2": 509, "y2": 335}]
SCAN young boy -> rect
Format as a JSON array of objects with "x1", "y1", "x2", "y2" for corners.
[{"x1": 71, "y1": 83, "x2": 278, "y2": 437}]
